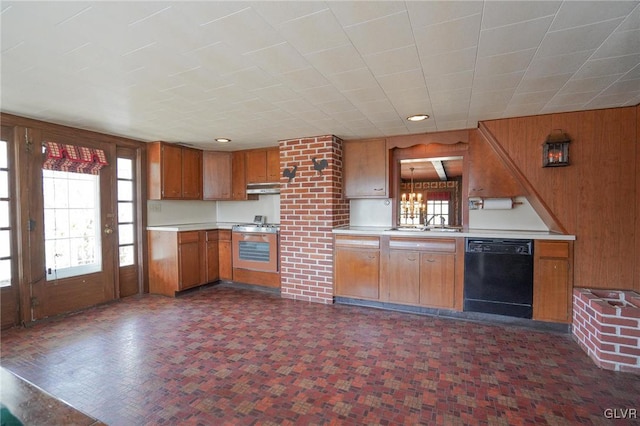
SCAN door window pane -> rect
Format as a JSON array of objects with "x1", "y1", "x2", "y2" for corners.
[
  {"x1": 119, "y1": 245, "x2": 134, "y2": 267},
  {"x1": 43, "y1": 171, "x2": 102, "y2": 280},
  {"x1": 0, "y1": 139, "x2": 12, "y2": 288},
  {"x1": 0, "y1": 230, "x2": 9, "y2": 257},
  {"x1": 118, "y1": 202, "x2": 133, "y2": 223},
  {"x1": 0, "y1": 141, "x2": 6, "y2": 169},
  {"x1": 117, "y1": 180, "x2": 132, "y2": 201},
  {"x1": 0, "y1": 259, "x2": 10, "y2": 287},
  {"x1": 0, "y1": 201, "x2": 8, "y2": 228},
  {"x1": 118, "y1": 224, "x2": 134, "y2": 245},
  {"x1": 117, "y1": 158, "x2": 132, "y2": 180},
  {"x1": 0, "y1": 171, "x2": 7, "y2": 198}
]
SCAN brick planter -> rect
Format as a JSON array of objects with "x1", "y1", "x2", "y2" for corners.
[{"x1": 572, "y1": 288, "x2": 640, "y2": 374}]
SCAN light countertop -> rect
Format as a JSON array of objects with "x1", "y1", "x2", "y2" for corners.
[
  {"x1": 147, "y1": 222, "x2": 237, "y2": 232},
  {"x1": 332, "y1": 226, "x2": 575, "y2": 240}
]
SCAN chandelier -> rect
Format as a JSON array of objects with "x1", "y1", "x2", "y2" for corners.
[{"x1": 400, "y1": 167, "x2": 425, "y2": 225}]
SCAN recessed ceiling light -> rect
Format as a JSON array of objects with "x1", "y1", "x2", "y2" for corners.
[
  {"x1": 215, "y1": 138, "x2": 231, "y2": 143},
  {"x1": 407, "y1": 114, "x2": 430, "y2": 122}
]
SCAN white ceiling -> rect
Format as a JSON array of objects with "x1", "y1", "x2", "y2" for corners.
[{"x1": 2, "y1": 1, "x2": 639, "y2": 151}]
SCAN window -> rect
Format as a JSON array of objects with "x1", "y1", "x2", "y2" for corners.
[
  {"x1": 43, "y1": 170, "x2": 102, "y2": 280},
  {"x1": 117, "y1": 158, "x2": 135, "y2": 267},
  {"x1": 426, "y1": 200, "x2": 449, "y2": 226},
  {"x1": 0, "y1": 140, "x2": 11, "y2": 287}
]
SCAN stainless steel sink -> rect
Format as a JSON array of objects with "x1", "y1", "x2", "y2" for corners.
[
  {"x1": 426, "y1": 227, "x2": 462, "y2": 232},
  {"x1": 386, "y1": 227, "x2": 426, "y2": 232},
  {"x1": 386, "y1": 226, "x2": 462, "y2": 232}
]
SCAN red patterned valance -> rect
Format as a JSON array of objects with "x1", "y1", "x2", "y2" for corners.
[{"x1": 43, "y1": 141, "x2": 108, "y2": 175}]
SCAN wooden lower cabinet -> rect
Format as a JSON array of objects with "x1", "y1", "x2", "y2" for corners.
[
  {"x1": 334, "y1": 236, "x2": 380, "y2": 300},
  {"x1": 388, "y1": 250, "x2": 420, "y2": 304},
  {"x1": 149, "y1": 229, "x2": 222, "y2": 297},
  {"x1": 419, "y1": 253, "x2": 455, "y2": 308},
  {"x1": 387, "y1": 238, "x2": 456, "y2": 309},
  {"x1": 218, "y1": 230, "x2": 232, "y2": 281},
  {"x1": 533, "y1": 240, "x2": 573, "y2": 323}
]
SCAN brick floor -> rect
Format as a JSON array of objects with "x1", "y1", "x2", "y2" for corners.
[{"x1": 1, "y1": 285, "x2": 638, "y2": 425}]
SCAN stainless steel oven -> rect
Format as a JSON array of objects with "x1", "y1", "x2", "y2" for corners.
[{"x1": 232, "y1": 223, "x2": 279, "y2": 273}]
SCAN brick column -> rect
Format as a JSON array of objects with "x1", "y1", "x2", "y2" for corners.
[{"x1": 279, "y1": 135, "x2": 350, "y2": 303}]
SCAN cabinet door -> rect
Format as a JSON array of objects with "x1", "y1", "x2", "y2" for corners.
[
  {"x1": 161, "y1": 144, "x2": 183, "y2": 199},
  {"x1": 231, "y1": 152, "x2": 248, "y2": 200},
  {"x1": 178, "y1": 232, "x2": 202, "y2": 290},
  {"x1": 245, "y1": 150, "x2": 267, "y2": 184},
  {"x1": 181, "y1": 147, "x2": 202, "y2": 199},
  {"x1": 335, "y1": 248, "x2": 379, "y2": 299},
  {"x1": 203, "y1": 152, "x2": 232, "y2": 200},
  {"x1": 344, "y1": 139, "x2": 387, "y2": 198},
  {"x1": 419, "y1": 253, "x2": 455, "y2": 308},
  {"x1": 468, "y1": 130, "x2": 520, "y2": 197},
  {"x1": 388, "y1": 250, "x2": 420, "y2": 304},
  {"x1": 205, "y1": 231, "x2": 219, "y2": 283},
  {"x1": 218, "y1": 230, "x2": 232, "y2": 280},
  {"x1": 533, "y1": 259, "x2": 569, "y2": 322},
  {"x1": 266, "y1": 148, "x2": 280, "y2": 182}
]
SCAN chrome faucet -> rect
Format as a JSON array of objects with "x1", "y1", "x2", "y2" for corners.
[{"x1": 425, "y1": 214, "x2": 446, "y2": 228}]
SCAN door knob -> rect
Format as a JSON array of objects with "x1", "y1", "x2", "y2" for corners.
[{"x1": 104, "y1": 225, "x2": 114, "y2": 235}]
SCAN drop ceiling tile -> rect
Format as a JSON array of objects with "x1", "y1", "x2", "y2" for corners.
[
  {"x1": 474, "y1": 48, "x2": 537, "y2": 76},
  {"x1": 299, "y1": 85, "x2": 348, "y2": 105},
  {"x1": 473, "y1": 71, "x2": 525, "y2": 93},
  {"x1": 386, "y1": 87, "x2": 432, "y2": 105},
  {"x1": 328, "y1": 1, "x2": 407, "y2": 27},
  {"x1": 249, "y1": 84, "x2": 301, "y2": 103},
  {"x1": 516, "y1": 73, "x2": 573, "y2": 93},
  {"x1": 278, "y1": 67, "x2": 331, "y2": 91},
  {"x1": 536, "y1": 18, "x2": 624, "y2": 58},
  {"x1": 325, "y1": 68, "x2": 379, "y2": 91},
  {"x1": 315, "y1": 99, "x2": 359, "y2": 114},
  {"x1": 616, "y1": 4, "x2": 640, "y2": 32},
  {"x1": 341, "y1": 86, "x2": 388, "y2": 104},
  {"x1": 549, "y1": 1, "x2": 638, "y2": 32},
  {"x1": 558, "y1": 75, "x2": 622, "y2": 95},
  {"x1": 303, "y1": 44, "x2": 367, "y2": 75},
  {"x1": 548, "y1": 91, "x2": 600, "y2": 106},
  {"x1": 413, "y1": 14, "x2": 481, "y2": 57},
  {"x1": 277, "y1": 8, "x2": 350, "y2": 55},
  {"x1": 185, "y1": 42, "x2": 254, "y2": 77},
  {"x1": 574, "y1": 53, "x2": 640, "y2": 79},
  {"x1": 420, "y1": 47, "x2": 477, "y2": 76},
  {"x1": 600, "y1": 78, "x2": 640, "y2": 96},
  {"x1": 406, "y1": 1, "x2": 483, "y2": 28},
  {"x1": 477, "y1": 16, "x2": 552, "y2": 58},
  {"x1": 425, "y1": 71, "x2": 473, "y2": 93},
  {"x1": 243, "y1": 42, "x2": 310, "y2": 75},
  {"x1": 362, "y1": 45, "x2": 421, "y2": 76},
  {"x1": 376, "y1": 69, "x2": 426, "y2": 93},
  {"x1": 508, "y1": 90, "x2": 557, "y2": 105},
  {"x1": 437, "y1": 120, "x2": 469, "y2": 131},
  {"x1": 525, "y1": 50, "x2": 595, "y2": 78},
  {"x1": 585, "y1": 90, "x2": 640, "y2": 108},
  {"x1": 429, "y1": 88, "x2": 472, "y2": 106},
  {"x1": 250, "y1": 1, "x2": 327, "y2": 26},
  {"x1": 344, "y1": 11, "x2": 414, "y2": 56},
  {"x1": 432, "y1": 101, "x2": 471, "y2": 116},
  {"x1": 592, "y1": 28, "x2": 640, "y2": 59},
  {"x1": 503, "y1": 102, "x2": 547, "y2": 118},
  {"x1": 481, "y1": 1, "x2": 561, "y2": 29},
  {"x1": 621, "y1": 63, "x2": 640, "y2": 80}
]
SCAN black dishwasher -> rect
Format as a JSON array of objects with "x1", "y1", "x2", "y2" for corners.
[{"x1": 463, "y1": 238, "x2": 534, "y2": 319}]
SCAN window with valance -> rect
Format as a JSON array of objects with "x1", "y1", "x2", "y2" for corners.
[{"x1": 42, "y1": 141, "x2": 108, "y2": 175}]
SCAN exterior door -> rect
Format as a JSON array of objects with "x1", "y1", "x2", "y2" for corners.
[
  {"x1": 0, "y1": 126, "x2": 19, "y2": 328},
  {"x1": 24, "y1": 130, "x2": 117, "y2": 321}
]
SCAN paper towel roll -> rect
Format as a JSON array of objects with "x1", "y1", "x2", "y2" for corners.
[{"x1": 482, "y1": 198, "x2": 513, "y2": 210}]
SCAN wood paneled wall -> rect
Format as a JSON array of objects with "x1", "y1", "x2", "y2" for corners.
[{"x1": 483, "y1": 107, "x2": 639, "y2": 291}]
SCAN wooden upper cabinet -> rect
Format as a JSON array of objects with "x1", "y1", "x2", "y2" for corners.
[
  {"x1": 533, "y1": 240, "x2": 573, "y2": 323},
  {"x1": 203, "y1": 151, "x2": 232, "y2": 200},
  {"x1": 231, "y1": 151, "x2": 258, "y2": 201},
  {"x1": 245, "y1": 147, "x2": 280, "y2": 184},
  {"x1": 148, "y1": 142, "x2": 203, "y2": 200},
  {"x1": 468, "y1": 130, "x2": 521, "y2": 198},
  {"x1": 344, "y1": 138, "x2": 387, "y2": 198},
  {"x1": 246, "y1": 150, "x2": 267, "y2": 183},
  {"x1": 181, "y1": 147, "x2": 202, "y2": 199},
  {"x1": 266, "y1": 147, "x2": 280, "y2": 182}
]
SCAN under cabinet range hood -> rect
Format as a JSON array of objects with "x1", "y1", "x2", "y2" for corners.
[{"x1": 246, "y1": 182, "x2": 280, "y2": 194}]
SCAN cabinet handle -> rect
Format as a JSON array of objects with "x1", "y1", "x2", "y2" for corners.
[
  {"x1": 424, "y1": 259, "x2": 436, "y2": 263},
  {"x1": 367, "y1": 255, "x2": 376, "y2": 259},
  {"x1": 373, "y1": 188, "x2": 384, "y2": 191},
  {"x1": 408, "y1": 257, "x2": 416, "y2": 261}
]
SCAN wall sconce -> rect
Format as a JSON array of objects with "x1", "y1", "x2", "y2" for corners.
[{"x1": 542, "y1": 129, "x2": 570, "y2": 167}]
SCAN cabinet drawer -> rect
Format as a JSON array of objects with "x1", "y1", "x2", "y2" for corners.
[
  {"x1": 335, "y1": 235, "x2": 380, "y2": 249},
  {"x1": 178, "y1": 231, "x2": 200, "y2": 244},
  {"x1": 536, "y1": 241, "x2": 569, "y2": 258},
  {"x1": 205, "y1": 230, "x2": 218, "y2": 242},
  {"x1": 389, "y1": 238, "x2": 456, "y2": 253}
]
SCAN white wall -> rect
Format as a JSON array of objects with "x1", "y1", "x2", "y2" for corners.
[
  {"x1": 147, "y1": 200, "x2": 217, "y2": 226},
  {"x1": 216, "y1": 194, "x2": 280, "y2": 224},
  {"x1": 349, "y1": 196, "x2": 549, "y2": 231}
]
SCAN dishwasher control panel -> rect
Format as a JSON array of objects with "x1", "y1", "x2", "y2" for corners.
[{"x1": 466, "y1": 239, "x2": 533, "y2": 255}]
